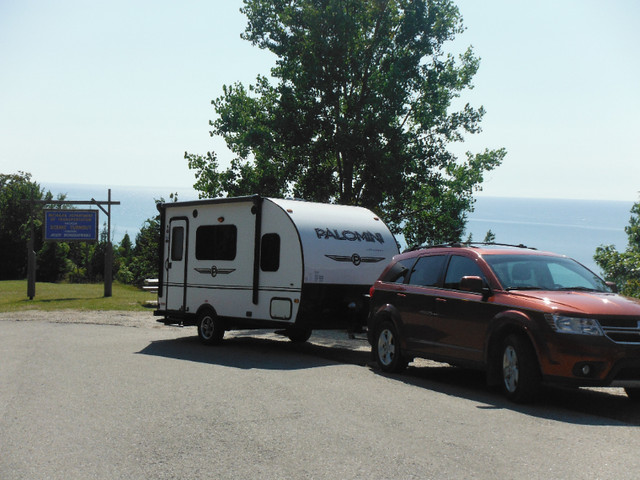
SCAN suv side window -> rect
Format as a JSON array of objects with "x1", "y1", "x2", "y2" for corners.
[
  {"x1": 444, "y1": 255, "x2": 486, "y2": 290},
  {"x1": 382, "y1": 258, "x2": 416, "y2": 284},
  {"x1": 408, "y1": 255, "x2": 446, "y2": 287}
]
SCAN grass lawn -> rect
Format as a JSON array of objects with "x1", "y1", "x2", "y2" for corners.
[{"x1": 0, "y1": 280, "x2": 158, "y2": 312}]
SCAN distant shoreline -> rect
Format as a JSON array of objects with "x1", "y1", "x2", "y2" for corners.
[{"x1": 39, "y1": 183, "x2": 634, "y2": 275}]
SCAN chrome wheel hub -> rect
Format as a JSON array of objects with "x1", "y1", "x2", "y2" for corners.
[
  {"x1": 378, "y1": 329, "x2": 395, "y2": 366},
  {"x1": 201, "y1": 316, "x2": 214, "y2": 339},
  {"x1": 502, "y1": 345, "x2": 519, "y2": 393}
]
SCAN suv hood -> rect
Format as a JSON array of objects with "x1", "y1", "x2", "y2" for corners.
[{"x1": 509, "y1": 290, "x2": 640, "y2": 316}]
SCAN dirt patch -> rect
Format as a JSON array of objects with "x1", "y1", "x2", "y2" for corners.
[{"x1": 0, "y1": 310, "x2": 157, "y2": 328}]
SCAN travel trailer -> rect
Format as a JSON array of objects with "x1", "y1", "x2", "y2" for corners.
[{"x1": 155, "y1": 195, "x2": 398, "y2": 344}]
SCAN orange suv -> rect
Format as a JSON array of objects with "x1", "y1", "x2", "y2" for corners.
[{"x1": 367, "y1": 244, "x2": 640, "y2": 402}]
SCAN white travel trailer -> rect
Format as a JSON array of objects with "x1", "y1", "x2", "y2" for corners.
[{"x1": 155, "y1": 195, "x2": 399, "y2": 344}]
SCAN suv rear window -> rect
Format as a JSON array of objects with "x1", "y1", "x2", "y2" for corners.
[{"x1": 382, "y1": 258, "x2": 416, "y2": 283}]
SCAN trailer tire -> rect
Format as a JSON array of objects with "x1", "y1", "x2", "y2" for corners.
[
  {"x1": 197, "y1": 310, "x2": 225, "y2": 345},
  {"x1": 625, "y1": 388, "x2": 640, "y2": 402},
  {"x1": 285, "y1": 326, "x2": 312, "y2": 343}
]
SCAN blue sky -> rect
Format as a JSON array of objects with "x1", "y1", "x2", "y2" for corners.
[{"x1": 1, "y1": 0, "x2": 639, "y2": 201}]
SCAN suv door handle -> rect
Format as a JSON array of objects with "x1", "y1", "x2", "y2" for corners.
[
  {"x1": 436, "y1": 298, "x2": 447, "y2": 303},
  {"x1": 397, "y1": 293, "x2": 407, "y2": 297}
]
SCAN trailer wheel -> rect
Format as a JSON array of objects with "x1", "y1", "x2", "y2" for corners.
[
  {"x1": 625, "y1": 388, "x2": 640, "y2": 402},
  {"x1": 197, "y1": 310, "x2": 224, "y2": 345},
  {"x1": 285, "y1": 327, "x2": 312, "y2": 343}
]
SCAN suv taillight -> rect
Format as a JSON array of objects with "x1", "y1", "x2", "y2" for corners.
[{"x1": 369, "y1": 285, "x2": 376, "y2": 298}]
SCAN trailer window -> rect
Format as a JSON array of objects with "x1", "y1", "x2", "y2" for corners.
[
  {"x1": 196, "y1": 225, "x2": 237, "y2": 260},
  {"x1": 171, "y1": 226, "x2": 184, "y2": 261},
  {"x1": 261, "y1": 233, "x2": 280, "y2": 272}
]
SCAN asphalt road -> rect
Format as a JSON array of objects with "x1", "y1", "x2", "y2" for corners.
[{"x1": 1, "y1": 312, "x2": 640, "y2": 479}]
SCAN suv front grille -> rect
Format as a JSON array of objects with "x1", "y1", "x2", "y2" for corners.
[{"x1": 600, "y1": 318, "x2": 640, "y2": 345}]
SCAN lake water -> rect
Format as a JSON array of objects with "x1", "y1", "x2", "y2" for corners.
[
  {"x1": 43, "y1": 183, "x2": 634, "y2": 275},
  {"x1": 464, "y1": 197, "x2": 632, "y2": 274}
]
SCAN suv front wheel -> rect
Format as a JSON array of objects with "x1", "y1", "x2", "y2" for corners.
[
  {"x1": 500, "y1": 334, "x2": 541, "y2": 403},
  {"x1": 373, "y1": 321, "x2": 407, "y2": 373}
]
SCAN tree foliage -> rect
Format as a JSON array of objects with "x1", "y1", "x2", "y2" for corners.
[
  {"x1": 186, "y1": 0, "x2": 505, "y2": 245},
  {"x1": 127, "y1": 214, "x2": 161, "y2": 286},
  {"x1": 595, "y1": 200, "x2": 640, "y2": 297},
  {"x1": 0, "y1": 172, "x2": 49, "y2": 279}
]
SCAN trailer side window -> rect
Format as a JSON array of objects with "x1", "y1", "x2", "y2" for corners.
[
  {"x1": 171, "y1": 226, "x2": 184, "y2": 261},
  {"x1": 196, "y1": 225, "x2": 237, "y2": 260},
  {"x1": 260, "y1": 233, "x2": 280, "y2": 272}
]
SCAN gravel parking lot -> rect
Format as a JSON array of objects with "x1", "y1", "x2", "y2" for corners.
[{"x1": 2, "y1": 310, "x2": 640, "y2": 479}]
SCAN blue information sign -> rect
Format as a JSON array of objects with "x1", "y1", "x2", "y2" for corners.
[{"x1": 44, "y1": 210, "x2": 99, "y2": 242}]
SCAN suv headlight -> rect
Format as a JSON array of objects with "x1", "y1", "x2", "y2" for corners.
[{"x1": 545, "y1": 314, "x2": 604, "y2": 336}]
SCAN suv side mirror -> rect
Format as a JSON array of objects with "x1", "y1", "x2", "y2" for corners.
[{"x1": 460, "y1": 276, "x2": 488, "y2": 296}]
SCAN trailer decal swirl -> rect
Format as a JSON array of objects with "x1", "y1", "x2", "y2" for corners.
[{"x1": 325, "y1": 254, "x2": 387, "y2": 266}]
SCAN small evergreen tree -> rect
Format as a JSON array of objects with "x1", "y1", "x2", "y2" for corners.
[
  {"x1": 118, "y1": 233, "x2": 133, "y2": 262},
  {"x1": 483, "y1": 229, "x2": 496, "y2": 243},
  {"x1": 114, "y1": 233, "x2": 135, "y2": 284},
  {"x1": 129, "y1": 211, "x2": 161, "y2": 286}
]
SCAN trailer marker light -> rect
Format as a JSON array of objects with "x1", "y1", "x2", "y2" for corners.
[{"x1": 218, "y1": 216, "x2": 225, "y2": 223}]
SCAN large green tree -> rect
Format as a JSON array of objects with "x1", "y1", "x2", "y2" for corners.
[
  {"x1": 186, "y1": 0, "x2": 505, "y2": 245},
  {"x1": 595, "y1": 199, "x2": 640, "y2": 298}
]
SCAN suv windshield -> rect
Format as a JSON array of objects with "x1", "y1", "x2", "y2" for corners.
[{"x1": 484, "y1": 254, "x2": 611, "y2": 292}]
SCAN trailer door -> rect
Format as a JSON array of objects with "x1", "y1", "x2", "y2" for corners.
[{"x1": 165, "y1": 218, "x2": 188, "y2": 312}]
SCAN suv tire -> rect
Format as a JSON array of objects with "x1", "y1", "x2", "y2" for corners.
[
  {"x1": 374, "y1": 321, "x2": 407, "y2": 373},
  {"x1": 501, "y1": 334, "x2": 541, "y2": 403}
]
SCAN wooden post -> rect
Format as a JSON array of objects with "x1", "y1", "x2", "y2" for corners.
[
  {"x1": 104, "y1": 189, "x2": 113, "y2": 297},
  {"x1": 27, "y1": 205, "x2": 36, "y2": 299}
]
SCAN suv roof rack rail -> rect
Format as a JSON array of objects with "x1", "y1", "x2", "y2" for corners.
[
  {"x1": 403, "y1": 242, "x2": 536, "y2": 253},
  {"x1": 466, "y1": 242, "x2": 536, "y2": 250}
]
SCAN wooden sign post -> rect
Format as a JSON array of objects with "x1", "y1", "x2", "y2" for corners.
[{"x1": 23, "y1": 189, "x2": 120, "y2": 298}]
